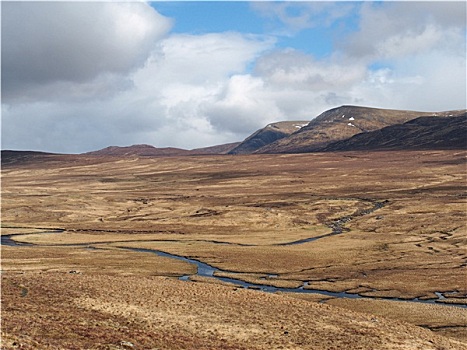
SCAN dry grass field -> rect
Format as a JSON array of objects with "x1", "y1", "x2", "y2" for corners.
[{"x1": 2, "y1": 150, "x2": 466, "y2": 349}]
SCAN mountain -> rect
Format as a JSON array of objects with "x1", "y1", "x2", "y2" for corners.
[
  {"x1": 84, "y1": 142, "x2": 242, "y2": 157},
  {"x1": 228, "y1": 121, "x2": 309, "y2": 155},
  {"x1": 84, "y1": 144, "x2": 192, "y2": 157},
  {"x1": 1, "y1": 150, "x2": 59, "y2": 166},
  {"x1": 191, "y1": 142, "x2": 241, "y2": 155},
  {"x1": 255, "y1": 106, "x2": 458, "y2": 154},
  {"x1": 322, "y1": 112, "x2": 467, "y2": 152},
  {"x1": 4, "y1": 106, "x2": 465, "y2": 160}
]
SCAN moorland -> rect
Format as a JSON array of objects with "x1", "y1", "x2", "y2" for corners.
[{"x1": 1, "y1": 149, "x2": 466, "y2": 349}]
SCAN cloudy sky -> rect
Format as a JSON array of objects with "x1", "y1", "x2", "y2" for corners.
[{"x1": 2, "y1": 1, "x2": 466, "y2": 153}]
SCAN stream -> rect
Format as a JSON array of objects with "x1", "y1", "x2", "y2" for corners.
[
  {"x1": 2, "y1": 199, "x2": 466, "y2": 309},
  {"x1": 3, "y1": 233, "x2": 464, "y2": 307},
  {"x1": 1, "y1": 229, "x2": 65, "y2": 246},
  {"x1": 121, "y1": 246, "x2": 466, "y2": 308}
]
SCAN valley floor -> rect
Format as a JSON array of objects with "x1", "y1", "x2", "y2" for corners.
[{"x1": 2, "y1": 150, "x2": 466, "y2": 349}]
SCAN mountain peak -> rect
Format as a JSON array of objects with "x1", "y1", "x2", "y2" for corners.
[
  {"x1": 256, "y1": 105, "x2": 462, "y2": 153},
  {"x1": 228, "y1": 120, "x2": 309, "y2": 155},
  {"x1": 85, "y1": 144, "x2": 190, "y2": 157}
]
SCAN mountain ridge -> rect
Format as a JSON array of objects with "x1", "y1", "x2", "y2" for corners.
[
  {"x1": 84, "y1": 144, "x2": 190, "y2": 157},
  {"x1": 3, "y1": 105, "x2": 466, "y2": 158},
  {"x1": 321, "y1": 113, "x2": 467, "y2": 152},
  {"x1": 228, "y1": 121, "x2": 309, "y2": 155},
  {"x1": 255, "y1": 105, "x2": 463, "y2": 154}
]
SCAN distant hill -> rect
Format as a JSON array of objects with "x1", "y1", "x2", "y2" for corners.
[
  {"x1": 255, "y1": 106, "x2": 459, "y2": 154},
  {"x1": 1, "y1": 150, "x2": 59, "y2": 166},
  {"x1": 84, "y1": 144, "x2": 192, "y2": 157},
  {"x1": 191, "y1": 142, "x2": 241, "y2": 155},
  {"x1": 322, "y1": 112, "x2": 467, "y2": 152},
  {"x1": 4, "y1": 106, "x2": 466, "y2": 160},
  {"x1": 84, "y1": 142, "x2": 242, "y2": 157},
  {"x1": 228, "y1": 121, "x2": 309, "y2": 155}
]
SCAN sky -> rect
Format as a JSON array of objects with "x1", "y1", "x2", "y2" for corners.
[{"x1": 2, "y1": 1, "x2": 466, "y2": 153}]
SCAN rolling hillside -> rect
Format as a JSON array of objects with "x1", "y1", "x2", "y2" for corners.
[
  {"x1": 255, "y1": 106, "x2": 461, "y2": 154},
  {"x1": 228, "y1": 121, "x2": 309, "y2": 155},
  {"x1": 322, "y1": 112, "x2": 467, "y2": 151},
  {"x1": 3, "y1": 106, "x2": 466, "y2": 159},
  {"x1": 84, "y1": 144, "x2": 192, "y2": 157}
]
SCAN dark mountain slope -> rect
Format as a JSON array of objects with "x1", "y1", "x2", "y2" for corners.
[
  {"x1": 85, "y1": 143, "x2": 242, "y2": 157},
  {"x1": 1, "y1": 150, "x2": 59, "y2": 166},
  {"x1": 228, "y1": 121, "x2": 309, "y2": 155},
  {"x1": 322, "y1": 113, "x2": 467, "y2": 151},
  {"x1": 191, "y1": 142, "x2": 241, "y2": 155},
  {"x1": 84, "y1": 144, "x2": 192, "y2": 157},
  {"x1": 256, "y1": 106, "x2": 452, "y2": 154}
]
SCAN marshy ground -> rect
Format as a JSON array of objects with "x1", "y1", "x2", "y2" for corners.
[{"x1": 1, "y1": 150, "x2": 466, "y2": 349}]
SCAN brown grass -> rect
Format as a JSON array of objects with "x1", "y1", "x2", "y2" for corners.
[
  {"x1": 2, "y1": 150, "x2": 466, "y2": 348},
  {"x1": 326, "y1": 298, "x2": 467, "y2": 342},
  {"x1": 2, "y1": 271, "x2": 466, "y2": 350}
]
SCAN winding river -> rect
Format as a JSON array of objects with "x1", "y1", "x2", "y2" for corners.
[
  {"x1": 2, "y1": 199, "x2": 465, "y2": 308},
  {"x1": 2, "y1": 229, "x2": 465, "y2": 309},
  {"x1": 120, "y1": 247, "x2": 465, "y2": 308}
]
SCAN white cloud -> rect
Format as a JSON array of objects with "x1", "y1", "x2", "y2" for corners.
[
  {"x1": 1, "y1": 2, "x2": 465, "y2": 153},
  {"x1": 255, "y1": 49, "x2": 366, "y2": 90},
  {"x1": 202, "y1": 74, "x2": 284, "y2": 134},
  {"x1": 376, "y1": 24, "x2": 443, "y2": 58},
  {"x1": 127, "y1": 32, "x2": 277, "y2": 144},
  {"x1": 337, "y1": 1, "x2": 466, "y2": 111},
  {"x1": 2, "y1": 2, "x2": 172, "y2": 102},
  {"x1": 344, "y1": 1, "x2": 466, "y2": 60},
  {"x1": 250, "y1": 2, "x2": 355, "y2": 34},
  {"x1": 132, "y1": 32, "x2": 275, "y2": 99},
  {"x1": 2, "y1": 22, "x2": 277, "y2": 152}
]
